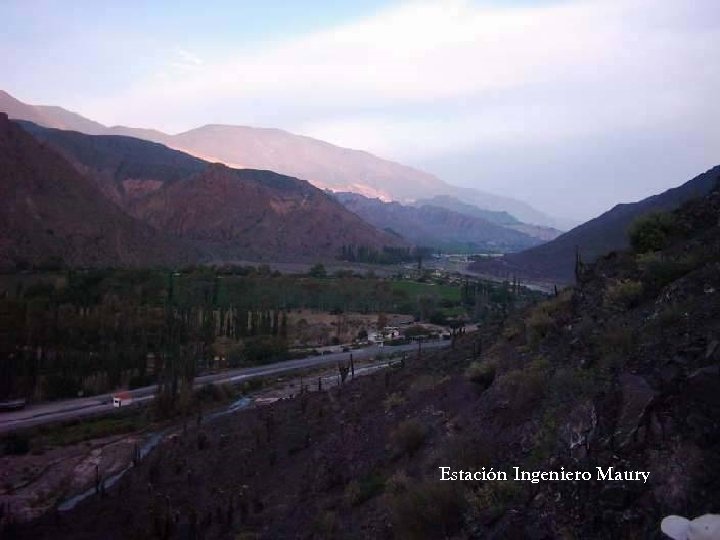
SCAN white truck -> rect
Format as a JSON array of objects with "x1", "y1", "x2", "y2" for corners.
[{"x1": 112, "y1": 392, "x2": 133, "y2": 408}]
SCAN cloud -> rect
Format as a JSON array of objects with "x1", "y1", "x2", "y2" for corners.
[
  {"x1": 171, "y1": 48, "x2": 204, "y2": 69},
  {"x1": 80, "y1": 0, "x2": 720, "y2": 219}
]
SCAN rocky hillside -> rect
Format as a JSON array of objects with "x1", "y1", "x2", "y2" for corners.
[
  {"x1": 130, "y1": 165, "x2": 404, "y2": 261},
  {"x1": 335, "y1": 192, "x2": 543, "y2": 253},
  {"x1": 1, "y1": 89, "x2": 561, "y2": 228},
  {"x1": 471, "y1": 165, "x2": 720, "y2": 283},
  {"x1": 0, "y1": 113, "x2": 192, "y2": 269},
  {"x1": 17, "y1": 121, "x2": 404, "y2": 263},
  {"x1": 17, "y1": 187, "x2": 720, "y2": 539}
]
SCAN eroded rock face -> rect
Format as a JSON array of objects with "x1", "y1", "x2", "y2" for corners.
[
  {"x1": 614, "y1": 374, "x2": 657, "y2": 451},
  {"x1": 560, "y1": 401, "x2": 597, "y2": 458}
]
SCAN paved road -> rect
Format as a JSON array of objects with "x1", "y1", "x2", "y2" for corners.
[{"x1": 0, "y1": 340, "x2": 450, "y2": 434}]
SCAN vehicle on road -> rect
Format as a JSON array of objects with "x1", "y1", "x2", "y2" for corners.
[
  {"x1": 112, "y1": 392, "x2": 133, "y2": 408},
  {"x1": 0, "y1": 398, "x2": 27, "y2": 412}
]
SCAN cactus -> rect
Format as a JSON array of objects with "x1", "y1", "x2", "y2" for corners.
[
  {"x1": 574, "y1": 245, "x2": 583, "y2": 283},
  {"x1": 338, "y1": 362, "x2": 349, "y2": 384}
]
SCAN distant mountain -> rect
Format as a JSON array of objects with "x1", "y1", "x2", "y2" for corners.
[
  {"x1": 334, "y1": 192, "x2": 543, "y2": 253},
  {"x1": 470, "y1": 165, "x2": 720, "y2": 283},
  {"x1": 414, "y1": 195, "x2": 562, "y2": 242},
  {"x1": 0, "y1": 113, "x2": 191, "y2": 269},
  {"x1": 18, "y1": 121, "x2": 403, "y2": 263},
  {"x1": 414, "y1": 195, "x2": 520, "y2": 225},
  {"x1": 0, "y1": 90, "x2": 562, "y2": 228}
]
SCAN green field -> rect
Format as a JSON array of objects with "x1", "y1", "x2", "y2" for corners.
[{"x1": 390, "y1": 280, "x2": 461, "y2": 303}]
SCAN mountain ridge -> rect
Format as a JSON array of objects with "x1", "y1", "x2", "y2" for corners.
[
  {"x1": 14, "y1": 120, "x2": 404, "y2": 264},
  {"x1": 0, "y1": 113, "x2": 194, "y2": 269},
  {"x1": 334, "y1": 191, "x2": 543, "y2": 253},
  {"x1": 470, "y1": 164, "x2": 720, "y2": 283},
  {"x1": 0, "y1": 89, "x2": 563, "y2": 228}
]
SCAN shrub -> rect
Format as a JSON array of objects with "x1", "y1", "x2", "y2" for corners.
[
  {"x1": 384, "y1": 392, "x2": 406, "y2": 412},
  {"x1": 469, "y1": 476, "x2": 523, "y2": 517},
  {"x1": 402, "y1": 325, "x2": 429, "y2": 338},
  {"x1": 465, "y1": 361, "x2": 496, "y2": 390},
  {"x1": 524, "y1": 293, "x2": 572, "y2": 344},
  {"x1": 596, "y1": 322, "x2": 635, "y2": 357},
  {"x1": 639, "y1": 252, "x2": 702, "y2": 288},
  {"x1": 390, "y1": 419, "x2": 427, "y2": 457},
  {"x1": 308, "y1": 263, "x2": 327, "y2": 278},
  {"x1": 428, "y1": 311, "x2": 448, "y2": 326},
  {"x1": 195, "y1": 383, "x2": 234, "y2": 404},
  {"x1": 386, "y1": 470, "x2": 411, "y2": 495},
  {"x1": 657, "y1": 303, "x2": 685, "y2": 328},
  {"x1": 526, "y1": 309, "x2": 554, "y2": 348},
  {"x1": 444, "y1": 435, "x2": 495, "y2": 472},
  {"x1": 314, "y1": 511, "x2": 338, "y2": 537},
  {"x1": 629, "y1": 212, "x2": 679, "y2": 253},
  {"x1": 388, "y1": 481, "x2": 466, "y2": 539},
  {"x1": 502, "y1": 323, "x2": 522, "y2": 341},
  {"x1": 243, "y1": 335, "x2": 287, "y2": 365},
  {"x1": 496, "y1": 358, "x2": 549, "y2": 413},
  {"x1": 344, "y1": 474, "x2": 385, "y2": 506},
  {"x1": 4, "y1": 433, "x2": 31, "y2": 455},
  {"x1": 604, "y1": 280, "x2": 644, "y2": 310}
]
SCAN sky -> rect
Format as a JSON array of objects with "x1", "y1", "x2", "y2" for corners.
[{"x1": 2, "y1": 0, "x2": 719, "y2": 223}]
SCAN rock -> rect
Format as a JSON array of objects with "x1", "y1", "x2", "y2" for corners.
[
  {"x1": 705, "y1": 339, "x2": 718, "y2": 360},
  {"x1": 560, "y1": 401, "x2": 597, "y2": 458},
  {"x1": 600, "y1": 485, "x2": 628, "y2": 509},
  {"x1": 614, "y1": 374, "x2": 657, "y2": 450},
  {"x1": 686, "y1": 366, "x2": 720, "y2": 407},
  {"x1": 659, "y1": 362, "x2": 683, "y2": 388}
]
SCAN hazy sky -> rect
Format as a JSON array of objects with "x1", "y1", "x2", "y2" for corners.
[{"x1": 2, "y1": 0, "x2": 719, "y2": 222}]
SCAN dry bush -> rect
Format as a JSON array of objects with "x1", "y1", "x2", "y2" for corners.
[
  {"x1": 383, "y1": 392, "x2": 406, "y2": 412},
  {"x1": 464, "y1": 361, "x2": 496, "y2": 390},
  {"x1": 387, "y1": 481, "x2": 466, "y2": 540},
  {"x1": 444, "y1": 435, "x2": 495, "y2": 472},
  {"x1": 344, "y1": 474, "x2": 385, "y2": 506},
  {"x1": 386, "y1": 470, "x2": 411, "y2": 495},
  {"x1": 390, "y1": 419, "x2": 427, "y2": 457},
  {"x1": 524, "y1": 290, "x2": 573, "y2": 348},
  {"x1": 596, "y1": 322, "x2": 636, "y2": 357},
  {"x1": 313, "y1": 511, "x2": 338, "y2": 538},
  {"x1": 525, "y1": 309, "x2": 555, "y2": 348},
  {"x1": 604, "y1": 280, "x2": 644, "y2": 310},
  {"x1": 494, "y1": 357, "x2": 549, "y2": 415}
]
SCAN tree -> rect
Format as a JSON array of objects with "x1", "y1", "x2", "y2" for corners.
[
  {"x1": 308, "y1": 263, "x2": 327, "y2": 278},
  {"x1": 628, "y1": 212, "x2": 679, "y2": 253}
]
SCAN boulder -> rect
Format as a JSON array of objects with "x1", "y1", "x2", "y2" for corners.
[{"x1": 614, "y1": 374, "x2": 657, "y2": 450}]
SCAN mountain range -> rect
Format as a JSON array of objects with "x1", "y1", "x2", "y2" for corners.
[
  {"x1": 0, "y1": 113, "x2": 191, "y2": 269},
  {"x1": 470, "y1": 165, "x2": 720, "y2": 283},
  {"x1": 412, "y1": 195, "x2": 561, "y2": 241},
  {"x1": 0, "y1": 115, "x2": 403, "y2": 269},
  {"x1": 0, "y1": 90, "x2": 562, "y2": 228},
  {"x1": 333, "y1": 192, "x2": 551, "y2": 253}
]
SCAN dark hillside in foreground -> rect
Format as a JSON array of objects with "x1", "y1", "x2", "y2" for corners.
[
  {"x1": 17, "y1": 187, "x2": 720, "y2": 538},
  {"x1": 471, "y1": 165, "x2": 720, "y2": 283}
]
